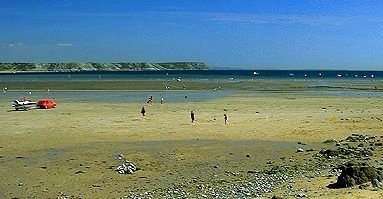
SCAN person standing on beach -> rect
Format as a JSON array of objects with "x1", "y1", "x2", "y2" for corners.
[
  {"x1": 224, "y1": 114, "x2": 228, "y2": 125},
  {"x1": 191, "y1": 111, "x2": 195, "y2": 125},
  {"x1": 160, "y1": 97, "x2": 164, "y2": 105},
  {"x1": 141, "y1": 107, "x2": 146, "y2": 118}
]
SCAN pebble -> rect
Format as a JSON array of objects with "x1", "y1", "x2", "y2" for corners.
[{"x1": 121, "y1": 171, "x2": 294, "y2": 199}]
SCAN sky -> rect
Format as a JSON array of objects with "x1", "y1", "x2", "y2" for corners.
[{"x1": 1, "y1": 0, "x2": 383, "y2": 70}]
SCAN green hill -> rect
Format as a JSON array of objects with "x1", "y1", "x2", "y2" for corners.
[{"x1": 0, "y1": 62, "x2": 208, "y2": 72}]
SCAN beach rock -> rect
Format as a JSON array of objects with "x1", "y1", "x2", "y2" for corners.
[
  {"x1": 318, "y1": 147, "x2": 373, "y2": 159},
  {"x1": 75, "y1": 170, "x2": 86, "y2": 174},
  {"x1": 329, "y1": 162, "x2": 383, "y2": 188},
  {"x1": 116, "y1": 162, "x2": 137, "y2": 174},
  {"x1": 271, "y1": 195, "x2": 285, "y2": 199},
  {"x1": 297, "y1": 148, "x2": 304, "y2": 153},
  {"x1": 306, "y1": 148, "x2": 315, "y2": 152},
  {"x1": 296, "y1": 192, "x2": 306, "y2": 198},
  {"x1": 323, "y1": 139, "x2": 337, "y2": 144},
  {"x1": 346, "y1": 134, "x2": 376, "y2": 143},
  {"x1": 372, "y1": 178, "x2": 382, "y2": 188}
]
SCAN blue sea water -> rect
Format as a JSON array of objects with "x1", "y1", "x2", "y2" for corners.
[
  {"x1": 0, "y1": 69, "x2": 382, "y2": 81},
  {"x1": 0, "y1": 70, "x2": 382, "y2": 102},
  {"x1": 1, "y1": 90, "x2": 234, "y2": 103}
]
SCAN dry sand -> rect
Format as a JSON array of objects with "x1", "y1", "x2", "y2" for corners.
[{"x1": 0, "y1": 92, "x2": 382, "y2": 198}]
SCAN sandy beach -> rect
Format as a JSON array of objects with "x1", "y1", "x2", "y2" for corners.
[
  {"x1": 4, "y1": 0, "x2": 383, "y2": 197},
  {"x1": 0, "y1": 81, "x2": 383, "y2": 198}
]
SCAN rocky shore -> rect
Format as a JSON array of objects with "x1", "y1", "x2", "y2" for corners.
[{"x1": 110, "y1": 134, "x2": 383, "y2": 199}]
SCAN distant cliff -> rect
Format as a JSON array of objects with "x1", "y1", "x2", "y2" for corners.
[{"x1": 0, "y1": 62, "x2": 208, "y2": 72}]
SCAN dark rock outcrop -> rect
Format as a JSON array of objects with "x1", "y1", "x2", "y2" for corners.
[{"x1": 328, "y1": 162, "x2": 383, "y2": 188}]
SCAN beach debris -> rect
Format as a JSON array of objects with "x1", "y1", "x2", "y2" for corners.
[{"x1": 116, "y1": 161, "x2": 137, "y2": 174}]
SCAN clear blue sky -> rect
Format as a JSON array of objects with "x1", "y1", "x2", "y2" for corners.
[{"x1": 1, "y1": 0, "x2": 383, "y2": 70}]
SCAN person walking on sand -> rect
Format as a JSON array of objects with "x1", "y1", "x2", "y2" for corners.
[
  {"x1": 141, "y1": 107, "x2": 146, "y2": 118},
  {"x1": 147, "y1": 95, "x2": 153, "y2": 106},
  {"x1": 191, "y1": 111, "x2": 195, "y2": 125},
  {"x1": 224, "y1": 114, "x2": 228, "y2": 125}
]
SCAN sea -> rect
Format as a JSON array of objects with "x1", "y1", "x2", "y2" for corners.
[
  {"x1": 0, "y1": 69, "x2": 382, "y2": 81},
  {"x1": 0, "y1": 70, "x2": 382, "y2": 102}
]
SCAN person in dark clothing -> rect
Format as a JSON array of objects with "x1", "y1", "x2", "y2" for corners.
[
  {"x1": 224, "y1": 114, "x2": 228, "y2": 125},
  {"x1": 191, "y1": 111, "x2": 195, "y2": 125},
  {"x1": 141, "y1": 107, "x2": 146, "y2": 117}
]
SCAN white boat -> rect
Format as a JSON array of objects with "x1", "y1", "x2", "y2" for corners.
[{"x1": 12, "y1": 99, "x2": 37, "y2": 111}]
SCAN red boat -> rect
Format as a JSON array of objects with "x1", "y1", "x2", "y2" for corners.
[{"x1": 37, "y1": 100, "x2": 57, "y2": 109}]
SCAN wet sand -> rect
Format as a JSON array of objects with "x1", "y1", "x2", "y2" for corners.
[{"x1": 0, "y1": 90, "x2": 383, "y2": 198}]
